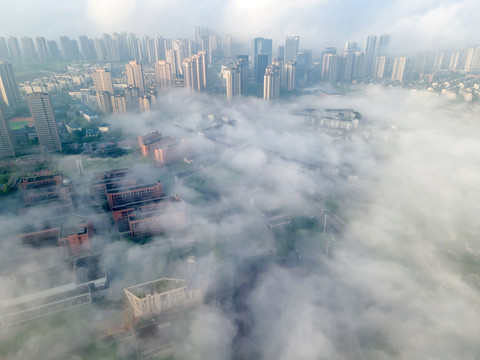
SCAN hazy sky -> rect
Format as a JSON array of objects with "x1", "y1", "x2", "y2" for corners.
[{"x1": 1, "y1": 0, "x2": 478, "y2": 54}]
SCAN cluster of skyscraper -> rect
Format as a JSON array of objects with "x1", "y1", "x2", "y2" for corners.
[
  {"x1": 0, "y1": 30, "x2": 232, "y2": 65},
  {"x1": 412, "y1": 46, "x2": 480, "y2": 74},
  {"x1": 319, "y1": 35, "x2": 391, "y2": 83},
  {"x1": 220, "y1": 36, "x2": 305, "y2": 101}
]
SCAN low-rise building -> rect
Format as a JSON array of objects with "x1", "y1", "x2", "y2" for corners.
[
  {"x1": 113, "y1": 195, "x2": 186, "y2": 239},
  {"x1": 106, "y1": 181, "x2": 162, "y2": 209},
  {"x1": 20, "y1": 214, "x2": 92, "y2": 256},
  {"x1": 124, "y1": 258, "x2": 204, "y2": 319},
  {"x1": 0, "y1": 254, "x2": 108, "y2": 326},
  {"x1": 138, "y1": 130, "x2": 190, "y2": 166}
]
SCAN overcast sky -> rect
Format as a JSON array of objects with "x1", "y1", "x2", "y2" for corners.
[{"x1": 0, "y1": 0, "x2": 479, "y2": 54}]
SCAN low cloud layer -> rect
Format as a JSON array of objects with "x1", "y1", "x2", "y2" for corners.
[{"x1": 2, "y1": 86, "x2": 480, "y2": 359}]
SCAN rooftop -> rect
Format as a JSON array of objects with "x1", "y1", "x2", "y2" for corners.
[
  {"x1": 106, "y1": 182, "x2": 161, "y2": 195},
  {"x1": 20, "y1": 174, "x2": 62, "y2": 184},
  {"x1": 112, "y1": 195, "x2": 182, "y2": 212},
  {"x1": 125, "y1": 278, "x2": 185, "y2": 299}
]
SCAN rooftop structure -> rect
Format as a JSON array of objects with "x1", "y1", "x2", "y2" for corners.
[
  {"x1": 19, "y1": 173, "x2": 63, "y2": 190},
  {"x1": 294, "y1": 108, "x2": 360, "y2": 136},
  {"x1": 124, "y1": 258, "x2": 203, "y2": 318},
  {"x1": 106, "y1": 181, "x2": 162, "y2": 209},
  {"x1": 114, "y1": 195, "x2": 186, "y2": 239},
  {"x1": 0, "y1": 254, "x2": 107, "y2": 326},
  {"x1": 138, "y1": 131, "x2": 190, "y2": 165},
  {"x1": 19, "y1": 214, "x2": 92, "y2": 256}
]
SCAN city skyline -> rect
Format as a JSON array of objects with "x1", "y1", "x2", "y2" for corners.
[
  {"x1": 0, "y1": 0, "x2": 479, "y2": 54},
  {"x1": 1, "y1": 3, "x2": 480, "y2": 359}
]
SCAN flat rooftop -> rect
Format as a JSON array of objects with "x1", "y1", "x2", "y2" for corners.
[
  {"x1": 125, "y1": 278, "x2": 185, "y2": 299},
  {"x1": 20, "y1": 174, "x2": 62, "y2": 183},
  {"x1": 111, "y1": 195, "x2": 182, "y2": 212},
  {"x1": 106, "y1": 182, "x2": 160, "y2": 195},
  {"x1": 0, "y1": 254, "x2": 107, "y2": 308}
]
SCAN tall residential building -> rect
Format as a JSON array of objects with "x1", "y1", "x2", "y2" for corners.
[
  {"x1": 114, "y1": 32, "x2": 129, "y2": 61},
  {"x1": 112, "y1": 95, "x2": 127, "y2": 113},
  {"x1": 92, "y1": 68, "x2": 114, "y2": 94},
  {"x1": 464, "y1": 46, "x2": 480, "y2": 71},
  {"x1": 222, "y1": 35, "x2": 232, "y2": 59},
  {"x1": 352, "y1": 50, "x2": 365, "y2": 79},
  {"x1": 7, "y1": 37, "x2": 22, "y2": 60},
  {"x1": 94, "y1": 39, "x2": 106, "y2": 61},
  {"x1": 208, "y1": 35, "x2": 218, "y2": 63},
  {"x1": 237, "y1": 55, "x2": 249, "y2": 95},
  {"x1": 376, "y1": 35, "x2": 389, "y2": 56},
  {"x1": 345, "y1": 41, "x2": 358, "y2": 51},
  {"x1": 272, "y1": 57, "x2": 285, "y2": 87},
  {"x1": 374, "y1": 56, "x2": 389, "y2": 79},
  {"x1": 47, "y1": 40, "x2": 61, "y2": 60},
  {"x1": 296, "y1": 49, "x2": 312, "y2": 82},
  {"x1": 263, "y1": 65, "x2": 280, "y2": 100},
  {"x1": 200, "y1": 35, "x2": 209, "y2": 53},
  {"x1": 413, "y1": 52, "x2": 429, "y2": 73},
  {"x1": 60, "y1": 36, "x2": 80, "y2": 60},
  {"x1": 0, "y1": 101, "x2": 15, "y2": 158},
  {"x1": 183, "y1": 58, "x2": 195, "y2": 92},
  {"x1": 125, "y1": 86, "x2": 140, "y2": 111},
  {"x1": 433, "y1": 50, "x2": 449, "y2": 70},
  {"x1": 79, "y1": 35, "x2": 95, "y2": 60},
  {"x1": 126, "y1": 60, "x2": 145, "y2": 95},
  {"x1": 93, "y1": 68, "x2": 114, "y2": 113},
  {"x1": 35, "y1": 37, "x2": 49, "y2": 61},
  {"x1": 183, "y1": 52, "x2": 207, "y2": 92},
  {"x1": 165, "y1": 49, "x2": 177, "y2": 78},
  {"x1": 21, "y1": 37, "x2": 37, "y2": 62},
  {"x1": 222, "y1": 65, "x2": 241, "y2": 101},
  {"x1": 155, "y1": 60, "x2": 172, "y2": 90},
  {"x1": 127, "y1": 34, "x2": 140, "y2": 61},
  {"x1": 339, "y1": 51, "x2": 356, "y2": 82},
  {"x1": 255, "y1": 54, "x2": 268, "y2": 83},
  {"x1": 322, "y1": 54, "x2": 339, "y2": 83},
  {"x1": 103, "y1": 34, "x2": 120, "y2": 62},
  {"x1": 143, "y1": 36, "x2": 157, "y2": 64},
  {"x1": 154, "y1": 36, "x2": 166, "y2": 62},
  {"x1": 449, "y1": 51, "x2": 464, "y2": 71},
  {"x1": 284, "y1": 36, "x2": 300, "y2": 62},
  {"x1": 139, "y1": 91, "x2": 157, "y2": 112},
  {"x1": 197, "y1": 51, "x2": 208, "y2": 89},
  {"x1": 252, "y1": 37, "x2": 272, "y2": 72},
  {"x1": 391, "y1": 57, "x2": 409, "y2": 82},
  {"x1": 27, "y1": 93, "x2": 62, "y2": 153},
  {"x1": 363, "y1": 35, "x2": 377, "y2": 77},
  {"x1": 172, "y1": 39, "x2": 190, "y2": 76},
  {"x1": 0, "y1": 37, "x2": 9, "y2": 59},
  {"x1": 194, "y1": 25, "x2": 209, "y2": 44},
  {"x1": 97, "y1": 91, "x2": 113, "y2": 114},
  {"x1": 0, "y1": 61, "x2": 21, "y2": 106},
  {"x1": 284, "y1": 61, "x2": 296, "y2": 91}
]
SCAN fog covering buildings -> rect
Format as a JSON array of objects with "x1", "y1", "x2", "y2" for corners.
[
  {"x1": 1, "y1": 11, "x2": 480, "y2": 360},
  {"x1": 1, "y1": 80, "x2": 479, "y2": 359}
]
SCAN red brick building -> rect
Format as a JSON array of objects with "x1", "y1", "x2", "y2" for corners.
[
  {"x1": 113, "y1": 195, "x2": 185, "y2": 239},
  {"x1": 19, "y1": 174, "x2": 63, "y2": 190},
  {"x1": 20, "y1": 215, "x2": 92, "y2": 256},
  {"x1": 106, "y1": 181, "x2": 163, "y2": 209},
  {"x1": 138, "y1": 131, "x2": 190, "y2": 165}
]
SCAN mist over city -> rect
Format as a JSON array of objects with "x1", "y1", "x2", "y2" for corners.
[{"x1": 0, "y1": 1, "x2": 480, "y2": 359}]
